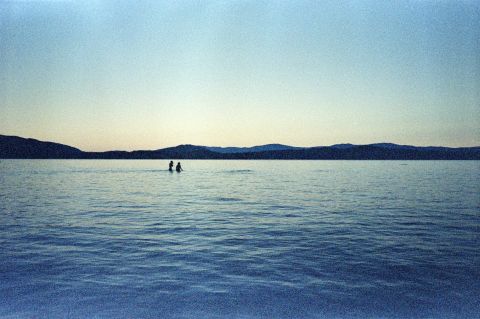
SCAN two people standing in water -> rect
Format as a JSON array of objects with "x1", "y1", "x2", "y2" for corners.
[{"x1": 169, "y1": 161, "x2": 183, "y2": 172}]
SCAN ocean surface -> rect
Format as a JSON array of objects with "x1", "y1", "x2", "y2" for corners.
[{"x1": 0, "y1": 160, "x2": 479, "y2": 319}]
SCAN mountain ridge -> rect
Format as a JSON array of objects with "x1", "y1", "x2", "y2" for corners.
[
  {"x1": 205, "y1": 144, "x2": 304, "y2": 153},
  {"x1": 1, "y1": 134, "x2": 479, "y2": 160}
]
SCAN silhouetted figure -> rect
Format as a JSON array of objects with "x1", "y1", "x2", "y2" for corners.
[
  {"x1": 168, "y1": 161, "x2": 174, "y2": 172},
  {"x1": 176, "y1": 162, "x2": 183, "y2": 172}
]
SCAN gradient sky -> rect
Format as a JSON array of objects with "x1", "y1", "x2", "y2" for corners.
[{"x1": 1, "y1": 0, "x2": 479, "y2": 151}]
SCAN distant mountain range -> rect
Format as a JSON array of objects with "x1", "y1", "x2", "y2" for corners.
[
  {"x1": 205, "y1": 144, "x2": 304, "y2": 153},
  {"x1": 1, "y1": 134, "x2": 479, "y2": 160}
]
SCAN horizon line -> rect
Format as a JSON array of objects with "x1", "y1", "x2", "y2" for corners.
[{"x1": 1, "y1": 133, "x2": 479, "y2": 153}]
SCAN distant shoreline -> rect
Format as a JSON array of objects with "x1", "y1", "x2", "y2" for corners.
[
  {"x1": 3, "y1": 159, "x2": 480, "y2": 161},
  {"x1": 1, "y1": 134, "x2": 479, "y2": 160}
]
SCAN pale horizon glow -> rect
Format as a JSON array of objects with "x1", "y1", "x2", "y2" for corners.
[{"x1": 1, "y1": 1, "x2": 479, "y2": 151}]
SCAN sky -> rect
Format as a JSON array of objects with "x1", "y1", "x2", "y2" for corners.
[{"x1": 1, "y1": 0, "x2": 479, "y2": 151}]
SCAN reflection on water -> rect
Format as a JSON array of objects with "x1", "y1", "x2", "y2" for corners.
[{"x1": 0, "y1": 160, "x2": 479, "y2": 318}]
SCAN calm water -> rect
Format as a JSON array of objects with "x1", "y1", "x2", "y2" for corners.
[{"x1": 0, "y1": 160, "x2": 479, "y2": 319}]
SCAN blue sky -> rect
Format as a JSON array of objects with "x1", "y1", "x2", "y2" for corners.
[{"x1": 1, "y1": 0, "x2": 479, "y2": 151}]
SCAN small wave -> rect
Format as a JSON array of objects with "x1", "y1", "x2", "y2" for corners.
[
  {"x1": 221, "y1": 169, "x2": 254, "y2": 174},
  {"x1": 215, "y1": 197, "x2": 243, "y2": 202},
  {"x1": 269, "y1": 205, "x2": 303, "y2": 210}
]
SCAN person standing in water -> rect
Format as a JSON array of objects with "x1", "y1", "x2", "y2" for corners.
[
  {"x1": 176, "y1": 162, "x2": 183, "y2": 172},
  {"x1": 168, "y1": 161, "x2": 174, "y2": 172}
]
